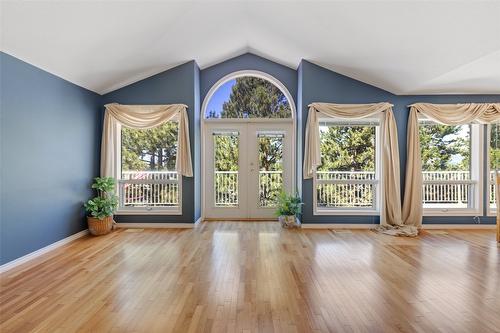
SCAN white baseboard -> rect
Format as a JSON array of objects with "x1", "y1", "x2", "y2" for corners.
[
  {"x1": 0, "y1": 229, "x2": 89, "y2": 274},
  {"x1": 302, "y1": 224, "x2": 376, "y2": 229},
  {"x1": 301, "y1": 223, "x2": 497, "y2": 230},
  {"x1": 422, "y1": 224, "x2": 496, "y2": 229},
  {"x1": 194, "y1": 218, "x2": 202, "y2": 226},
  {"x1": 115, "y1": 223, "x2": 195, "y2": 229}
]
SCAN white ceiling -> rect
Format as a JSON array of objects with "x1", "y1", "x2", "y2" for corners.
[{"x1": 2, "y1": 1, "x2": 500, "y2": 95}]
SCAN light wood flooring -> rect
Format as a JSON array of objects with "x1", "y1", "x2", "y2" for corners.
[{"x1": 1, "y1": 222, "x2": 499, "y2": 333}]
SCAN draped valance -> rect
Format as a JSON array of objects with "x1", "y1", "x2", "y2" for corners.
[
  {"x1": 303, "y1": 102, "x2": 409, "y2": 233},
  {"x1": 101, "y1": 103, "x2": 193, "y2": 178},
  {"x1": 402, "y1": 102, "x2": 500, "y2": 228}
]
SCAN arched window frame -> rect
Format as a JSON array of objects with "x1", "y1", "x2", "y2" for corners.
[{"x1": 201, "y1": 70, "x2": 296, "y2": 121}]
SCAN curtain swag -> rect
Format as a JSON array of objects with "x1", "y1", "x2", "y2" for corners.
[
  {"x1": 303, "y1": 102, "x2": 412, "y2": 234},
  {"x1": 101, "y1": 103, "x2": 193, "y2": 179},
  {"x1": 402, "y1": 102, "x2": 500, "y2": 231}
]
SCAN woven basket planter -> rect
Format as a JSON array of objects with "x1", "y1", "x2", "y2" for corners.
[{"x1": 87, "y1": 216, "x2": 114, "y2": 236}]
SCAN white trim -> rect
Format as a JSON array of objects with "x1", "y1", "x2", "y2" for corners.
[
  {"x1": 115, "y1": 223, "x2": 195, "y2": 229},
  {"x1": 115, "y1": 209, "x2": 182, "y2": 215},
  {"x1": 486, "y1": 124, "x2": 497, "y2": 216},
  {"x1": 422, "y1": 224, "x2": 496, "y2": 229},
  {"x1": 200, "y1": 70, "x2": 297, "y2": 220},
  {"x1": 302, "y1": 224, "x2": 376, "y2": 229},
  {"x1": 313, "y1": 209, "x2": 380, "y2": 216},
  {"x1": 301, "y1": 223, "x2": 496, "y2": 229},
  {"x1": 0, "y1": 229, "x2": 89, "y2": 273},
  {"x1": 421, "y1": 209, "x2": 483, "y2": 217},
  {"x1": 194, "y1": 217, "x2": 202, "y2": 226}
]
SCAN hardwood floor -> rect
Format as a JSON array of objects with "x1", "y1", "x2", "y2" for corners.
[{"x1": 1, "y1": 222, "x2": 499, "y2": 333}]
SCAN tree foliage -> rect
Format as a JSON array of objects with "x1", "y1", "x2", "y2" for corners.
[
  {"x1": 419, "y1": 123, "x2": 470, "y2": 171},
  {"x1": 214, "y1": 77, "x2": 291, "y2": 119},
  {"x1": 121, "y1": 122, "x2": 178, "y2": 171},
  {"x1": 318, "y1": 125, "x2": 375, "y2": 172}
]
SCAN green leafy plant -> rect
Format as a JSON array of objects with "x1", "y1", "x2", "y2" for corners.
[
  {"x1": 84, "y1": 177, "x2": 119, "y2": 220},
  {"x1": 275, "y1": 192, "x2": 303, "y2": 216}
]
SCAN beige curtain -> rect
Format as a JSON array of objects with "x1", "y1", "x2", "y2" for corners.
[
  {"x1": 101, "y1": 103, "x2": 193, "y2": 178},
  {"x1": 402, "y1": 103, "x2": 500, "y2": 228},
  {"x1": 303, "y1": 102, "x2": 406, "y2": 231}
]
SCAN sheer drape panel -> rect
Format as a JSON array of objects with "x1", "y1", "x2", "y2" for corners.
[
  {"x1": 303, "y1": 102, "x2": 403, "y2": 229},
  {"x1": 402, "y1": 103, "x2": 500, "y2": 228},
  {"x1": 100, "y1": 103, "x2": 193, "y2": 178}
]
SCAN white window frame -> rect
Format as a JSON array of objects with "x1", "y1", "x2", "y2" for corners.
[
  {"x1": 419, "y1": 117, "x2": 483, "y2": 216},
  {"x1": 115, "y1": 119, "x2": 182, "y2": 215},
  {"x1": 313, "y1": 117, "x2": 382, "y2": 215},
  {"x1": 486, "y1": 124, "x2": 497, "y2": 216}
]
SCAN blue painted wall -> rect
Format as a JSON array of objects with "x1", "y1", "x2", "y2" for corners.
[
  {"x1": 101, "y1": 61, "x2": 199, "y2": 223},
  {"x1": 299, "y1": 60, "x2": 500, "y2": 224},
  {"x1": 0, "y1": 52, "x2": 101, "y2": 265}
]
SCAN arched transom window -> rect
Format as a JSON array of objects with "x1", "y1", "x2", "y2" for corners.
[{"x1": 205, "y1": 75, "x2": 292, "y2": 119}]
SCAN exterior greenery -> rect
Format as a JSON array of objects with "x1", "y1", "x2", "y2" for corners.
[
  {"x1": 419, "y1": 122, "x2": 470, "y2": 172},
  {"x1": 207, "y1": 77, "x2": 291, "y2": 119},
  {"x1": 84, "y1": 177, "x2": 119, "y2": 219},
  {"x1": 318, "y1": 124, "x2": 375, "y2": 172},
  {"x1": 121, "y1": 122, "x2": 178, "y2": 172}
]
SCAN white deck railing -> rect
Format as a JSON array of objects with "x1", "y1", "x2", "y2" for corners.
[
  {"x1": 316, "y1": 171, "x2": 376, "y2": 208},
  {"x1": 215, "y1": 171, "x2": 239, "y2": 207},
  {"x1": 118, "y1": 170, "x2": 496, "y2": 210},
  {"x1": 214, "y1": 170, "x2": 284, "y2": 207},
  {"x1": 120, "y1": 171, "x2": 179, "y2": 207}
]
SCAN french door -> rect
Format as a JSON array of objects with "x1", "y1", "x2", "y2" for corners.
[{"x1": 204, "y1": 121, "x2": 293, "y2": 219}]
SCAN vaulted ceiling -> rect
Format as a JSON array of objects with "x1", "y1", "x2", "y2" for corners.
[{"x1": 2, "y1": 1, "x2": 499, "y2": 95}]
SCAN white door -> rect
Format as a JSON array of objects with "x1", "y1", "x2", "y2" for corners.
[{"x1": 204, "y1": 121, "x2": 293, "y2": 219}]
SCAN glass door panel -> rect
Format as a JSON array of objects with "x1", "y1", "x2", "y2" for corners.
[
  {"x1": 248, "y1": 123, "x2": 293, "y2": 219},
  {"x1": 258, "y1": 134, "x2": 284, "y2": 207},
  {"x1": 214, "y1": 132, "x2": 239, "y2": 207},
  {"x1": 204, "y1": 124, "x2": 247, "y2": 219}
]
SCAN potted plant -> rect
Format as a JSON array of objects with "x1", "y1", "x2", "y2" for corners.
[
  {"x1": 84, "y1": 177, "x2": 118, "y2": 235},
  {"x1": 276, "y1": 192, "x2": 303, "y2": 228}
]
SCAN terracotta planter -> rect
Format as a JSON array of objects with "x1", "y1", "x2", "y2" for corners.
[
  {"x1": 279, "y1": 215, "x2": 301, "y2": 228},
  {"x1": 87, "y1": 216, "x2": 114, "y2": 236}
]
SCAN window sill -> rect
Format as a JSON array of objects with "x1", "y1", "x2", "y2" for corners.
[
  {"x1": 314, "y1": 209, "x2": 379, "y2": 216},
  {"x1": 422, "y1": 209, "x2": 482, "y2": 217},
  {"x1": 115, "y1": 209, "x2": 182, "y2": 216}
]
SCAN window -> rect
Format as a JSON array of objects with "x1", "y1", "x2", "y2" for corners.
[
  {"x1": 117, "y1": 121, "x2": 181, "y2": 214},
  {"x1": 419, "y1": 119, "x2": 482, "y2": 215},
  {"x1": 314, "y1": 118, "x2": 381, "y2": 214},
  {"x1": 205, "y1": 76, "x2": 292, "y2": 119},
  {"x1": 488, "y1": 123, "x2": 500, "y2": 214}
]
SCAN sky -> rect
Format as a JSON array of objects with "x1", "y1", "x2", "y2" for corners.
[{"x1": 206, "y1": 79, "x2": 236, "y2": 118}]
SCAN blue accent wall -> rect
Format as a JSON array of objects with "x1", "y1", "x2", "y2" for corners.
[
  {"x1": 101, "y1": 61, "x2": 198, "y2": 224},
  {"x1": 299, "y1": 60, "x2": 500, "y2": 225},
  {"x1": 0, "y1": 52, "x2": 101, "y2": 265}
]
